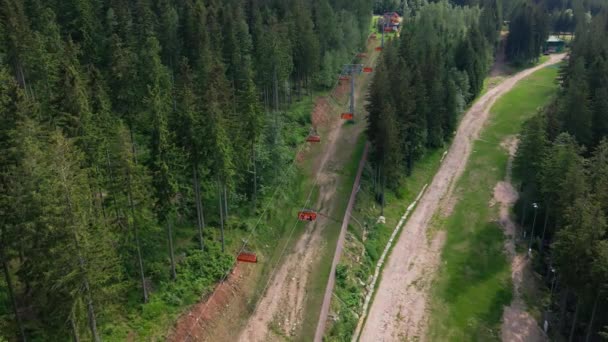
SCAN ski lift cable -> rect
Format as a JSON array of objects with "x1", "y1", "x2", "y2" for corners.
[
  {"x1": 183, "y1": 34, "x2": 378, "y2": 341},
  {"x1": 328, "y1": 33, "x2": 379, "y2": 104},
  {"x1": 187, "y1": 166, "x2": 322, "y2": 341},
  {"x1": 182, "y1": 142, "x2": 310, "y2": 341},
  {"x1": 244, "y1": 156, "x2": 325, "y2": 320},
  {"x1": 242, "y1": 42, "x2": 383, "y2": 320}
]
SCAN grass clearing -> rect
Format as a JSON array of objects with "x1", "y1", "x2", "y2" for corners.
[
  {"x1": 298, "y1": 135, "x2": 367, "y2": 342},
  {"x1": 427, "y1": 65, "x2": 560, "y2": 341}
]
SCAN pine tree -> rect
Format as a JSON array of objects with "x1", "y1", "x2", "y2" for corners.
[
  {"x1": 0, "y1": 65, "x2": 28, "y2": 342},
  {"x1": 559, "y1": 59, "x2": 593, "y2": 147},
  {"x1": 514, "y1": 113, "x2": 550, "y2": 187},
  {"x1": 143, "y1": 35, "x2": 182, "y2": 280},
  {"x1": 174, "y1": 59, "x2": 207, "y2": 251}
]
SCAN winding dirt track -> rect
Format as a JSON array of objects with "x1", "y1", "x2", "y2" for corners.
[{"x1": 359, "y1": 54, "x2": 565, "y2": 342}]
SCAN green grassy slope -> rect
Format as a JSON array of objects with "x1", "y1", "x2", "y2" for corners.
[{"x1": 428, "y1": 65, "x2": 560, "y2": 341}]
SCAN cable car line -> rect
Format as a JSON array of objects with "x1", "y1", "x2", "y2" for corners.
[{"x1": 183, "y1": 33, "x2": 380, "y2": 340}]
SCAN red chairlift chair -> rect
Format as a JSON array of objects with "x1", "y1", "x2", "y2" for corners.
[
  {"x1": 363, "y1": 67, "x2": 373, "y2": 73},
  {"x1": 298, "y1": 210, "x2": 318, "y2": 221},
  {"x1": 341, "y1": 113, "x2": 354, "y2": 120},
  {"x1": 306, "y1": 129, "x2": 321, "y2": 143},
  {"x1": 237, "y1": 252, "x2": 257, "y2": 263}
]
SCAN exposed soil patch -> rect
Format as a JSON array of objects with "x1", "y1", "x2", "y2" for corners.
[
  {"x1": 495, "y1": 136, "x2": 547, "y2": 342},
  {"x1": 237, "y1": 52, "x2": 376, "y2": 341},
  {"x1": 491, "y1": 33, "x2": 510, "y2": 77},
  {"x1": 168, "y1": 263, "x2": 252, "y2": 341},
  {"x1": 312, "y1": 97, "x2": 331, "y2": 128},
  {"x1": 359, "y1": 54, "x2": 565, "y2": 341},
  {"x1": 331, "y1": 79, "x2": 350, "y2": 104}
]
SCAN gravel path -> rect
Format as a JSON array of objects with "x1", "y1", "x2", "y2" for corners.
[{"x1": 359, "y1": 54, "x2": 565, "y2": 342}]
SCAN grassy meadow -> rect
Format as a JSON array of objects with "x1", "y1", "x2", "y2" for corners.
[{"x1": 427, "y1": 64, "x2": 561, "y2": 340}]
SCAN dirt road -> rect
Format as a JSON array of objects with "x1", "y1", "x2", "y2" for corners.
[{"x1": 358, "y1": 54, "x2": 565, "y2": 342}]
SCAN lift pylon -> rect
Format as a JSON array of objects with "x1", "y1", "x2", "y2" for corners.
[
  {"x1": 340, "y1": 64, "x2": 364, "y2": 121},
  {"x1": 381, "y1": 20, "x2": 387, "y2": 49}
]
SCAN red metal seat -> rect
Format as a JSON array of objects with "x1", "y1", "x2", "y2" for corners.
[
  {"x1": 375, "y1": 47, "x2": 383, "y2": 51},
  {"x1": 306, "y1": 135, "x2": 321, "y2": 143},
  {"x1": 341, "y1": 113, "x2": 354, "y2": 120},
  {"x1": 298, "y1": 211, "x2": 317, "y2": 221},
  {"x1": 237, "y1": 252, "x2": 257, "y2": 263},
  {"x1": 363, "y1": 67, "x2": 373, "y2": 73}
]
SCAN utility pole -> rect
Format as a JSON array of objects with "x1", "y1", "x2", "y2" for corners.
[
  {"x1": 381, "y1": 18, "x2": 386, "y2": 49},
  {"x1": 528, "y1": 202, "x2": 539, "y2": 255}
]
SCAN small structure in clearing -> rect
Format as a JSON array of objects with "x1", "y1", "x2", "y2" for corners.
[{"x1": 545, "y1": 35, "x2": 565, "y2": 53}]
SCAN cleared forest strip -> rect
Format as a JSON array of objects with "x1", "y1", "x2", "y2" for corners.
[
  {"x1": 359, "y1": 54, "x2": 565, "y2": 342},
  {"x1": 180, "y1": 39, "x2": 383, "y2": 341},
  {"x1": 314, "y1": 142, "x2": 370, "y2": 341}
]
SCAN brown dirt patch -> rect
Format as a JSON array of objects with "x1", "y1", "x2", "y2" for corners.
[
  {"x1": 312, "y1": 97, "x2": 331, "y2": 128},
  {"x1": 331, "y1": 80, "x2": 350, "y2": 103},
  {"x1": 168, "y1": 263, "x2": 253, "y2": 341},
  {"x1": 500, "y1": 135, "x2": 519, "y2": 157}
]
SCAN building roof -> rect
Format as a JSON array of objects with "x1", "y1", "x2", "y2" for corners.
[{"x1": 547, "y1": 35, "x2": 565, "y2": 43}]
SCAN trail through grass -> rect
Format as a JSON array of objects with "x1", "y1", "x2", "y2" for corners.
[{"x1": 427, "y1": 65, "x2": 560, "y2": 341}]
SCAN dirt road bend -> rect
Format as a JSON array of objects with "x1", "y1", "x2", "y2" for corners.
[{"x1": 359, "y1": 54, "x2": 565, "y2": 342}]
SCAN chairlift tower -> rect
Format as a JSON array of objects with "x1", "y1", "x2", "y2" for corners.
[
  {"x1": 381, "y1": 20, "x2": 386, "y2": 49},
  {"x1": 340, "y1": 64, "x2": 363, "y2": 120}
]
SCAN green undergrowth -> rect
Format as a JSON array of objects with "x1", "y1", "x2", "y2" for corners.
[
  {"x1": 427, "y1": 65, "x2": 560, "y2": 341},
  {"x1": 98, "y1": 92, "x2": 327, "y2": 341},
  {"x1": 298, "y1": 135, "x2": 367, "y2": 342}
]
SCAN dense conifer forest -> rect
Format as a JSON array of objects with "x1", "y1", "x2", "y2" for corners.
[
  {"x1": 0, "y1": 0, "x2": 373, "y2": 339},
  {"x1": 514, "y1": 10, "x2": 608, "y2": 340},
  {"x1": 1, "y1": 0, "x2": 606, "y2": 340},
  {"x1": 366, "y1": 0, "x2": 500, "y2": 190}
]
